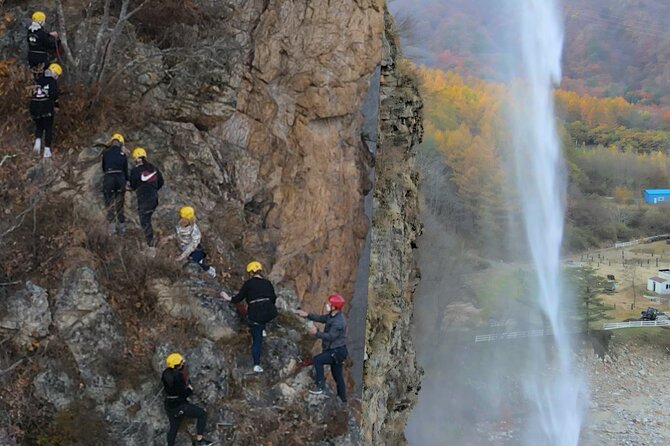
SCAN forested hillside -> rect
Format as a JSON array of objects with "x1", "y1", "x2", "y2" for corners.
[
  {"x1": 391, "y1": 0, "x2": 670, "y2": 105},
  {"x1": 418, "y1": 67, "x2": 670, "y2": 254}
]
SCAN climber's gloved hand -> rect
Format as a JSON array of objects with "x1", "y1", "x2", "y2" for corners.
[
  {"x1": 295, "y1": 309, "x2": 308, "y2": 318},
  {"x1": 220, "y1": 291, "x2": 231, "y2": 301},
  {"x1": 306, "y1": 325, "x2": 317, "y2": 336}
]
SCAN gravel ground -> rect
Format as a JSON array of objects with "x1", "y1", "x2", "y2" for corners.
[{"x1": 582, "y1": 340, "x2": 670, "y2": 446}]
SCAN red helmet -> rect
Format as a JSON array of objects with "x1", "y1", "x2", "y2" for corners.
[{"x1": 328, "y1": 293, "x2": 346, "y2": 310}]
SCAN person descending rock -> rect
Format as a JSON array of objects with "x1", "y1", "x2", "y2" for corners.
[
  {"x1": 220, "y1": 261, "x2": 278, "y2": 373},
  {"x1": 29, "y1": 63, "x2": 61, "y2": 158},
  {"x1": 101, "y1": 133, "x2": 129, "y2": 235},
  {"x1": 27, "y1": 11, "x2": 58, "y2": 79},
  {"x1": 296, "y1": 293, "x2": 348, "y2": 402},
  {"x1": 170, "y1": 206, "x2": 216, "y2": 277},
  {"x1": 161, "y1": 353, "x2": 214, "y2": 446},
  {"x1": 129, "y1": 147, "x2": 163, "y2": 254}
]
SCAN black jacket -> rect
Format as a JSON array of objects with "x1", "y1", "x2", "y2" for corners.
[
  {"x1": 129, "y1": 161, "x2": 164, "y2": 205},
  {"x1": 29, "y1": 75, "x2": 58, "y2": 118},
  {"x1": 161, "y1": 367, "x2": 191, "y2": 408},
  {"x1": 27, "y1": 25, "x2": 57, "y2": 68},
  {"x1": 307, "y1": 311, "x2": 347, "y2": 351},
  {"x1": 231, "y1": 276, "x2": 278, "y2": 323},
  {"x1": 101, "y1": 142, "x2": 129, "y2": 180}
]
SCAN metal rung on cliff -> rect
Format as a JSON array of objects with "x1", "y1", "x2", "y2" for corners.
[{"x1": 602, "y1": 320, "x2": 670, "y2": 330}]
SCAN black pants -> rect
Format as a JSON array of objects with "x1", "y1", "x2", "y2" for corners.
[
  {"x1": 103, "y1": 173, "x2": 126, "y2": 224},
  {"x1": 33, "y1": 114, "x2": 54, "y2": 147},
  {"x1": 138, "y1": 197, "x2": 157, "y2": 246},
  {"x1": 313, "y1": 346, "x2": 348, "y2": 402},
  {"x1": 249, "y1": 321, "x2": 265, "y2": 366},
  {"x1": 28, "y1": 55, "x2": 48, "y2": 80},
  {"x1": 165, "y1": 402, "x2": 207, "y2": 446},
  {"x1": 189, "y1": 245, "x2": 211, "y2": 270}
]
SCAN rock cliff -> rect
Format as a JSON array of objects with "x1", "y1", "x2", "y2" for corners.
[
  {"x1": 360, "y1": 7, "x2": 424, "y2": 446},
  {"x1": 0, "y1": 0, "x2": 384, "y2": 444}
]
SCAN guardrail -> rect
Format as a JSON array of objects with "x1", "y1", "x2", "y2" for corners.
[
  {"x1": 475, "y1": 329, "x2": 550, "y2": 343},
  {"x1": 602, "y1": 320, "x2": 670, "y2": 330},
  {"x1": 614, "y1": 234, "x2": 670, "y2": 249}
]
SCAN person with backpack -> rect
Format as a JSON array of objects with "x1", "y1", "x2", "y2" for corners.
[
  {"x1": 161, "y1": 353, "x2": 214, "y2": 446},
  {"x1": 220, "y1": 261, "x2": 278, "y2": 373},
  {"x1": 27, "y1": 11, "x2": 58, "y2": 79},
  {"x1": 128, "y1": 147, "x2": 164, "y2": 253},
  {"x1": 101, "y1": 133, "x2": 129, "y2": 235},
  {"x1": 165, "y1": 206, "x2": 217, "y2": 277},
  {"x1": 296, "y1": 293, "x2": 348, "y2": 402},
  {"x1": 30, "y1": 63, "x2": 61, "y2": 158}
]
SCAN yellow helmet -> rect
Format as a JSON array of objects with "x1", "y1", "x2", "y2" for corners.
[
  {"x1": 165, "y1": 353, "x2": 184, "y2": 368},
  {"x1": 111, "y1": 133, "x2": 125, "y2": 144},
  {"x1": 132, "y1": 147, "x2": 147, "y2": 159},
  {"x1": 48, "y1": 63, "x2": 62, "y2": 77},
  {"x1": 179, "y1": 206, "x2": 195, "y2": 221},
  {"x1": 246, "y1": 261, "x2": 263, "y2": 273},
  {"x1": 32, "y1": 11, "x2": 46, "y2": 23}
]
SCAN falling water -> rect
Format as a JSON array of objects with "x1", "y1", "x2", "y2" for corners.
[{"x1": 510, "y1": 0, "x2": 585, "y2": 444}]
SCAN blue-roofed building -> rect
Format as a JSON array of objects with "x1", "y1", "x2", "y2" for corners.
[{"x1": 643, "y1": 189, "x2": 670, "y2": 204}]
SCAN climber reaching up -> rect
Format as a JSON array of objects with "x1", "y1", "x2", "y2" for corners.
[
  {"x1": 128, "y1": 146, "x2": 164, "y2": 254},
  {"x1": 101, "y1": 133, "x2": 129, "y2": 236},
  {"x1": 296, "y1": 294, "x2": 348, "y2": 402},
  {"x1": 161, "y1": 353, "x2": 214, "y2": 446},
  {"x1": 220, "y1": 261, "x2": 278, "y2": 373},
  {"x1": 29, "y1": 63, "x2": 61, "y2": 159},
  {"x1": 27, "y1": 11, "x2": 58, "y2": 79},
  {"x1": 165, "y1": 206, "x2": 217, "y2": 277}
]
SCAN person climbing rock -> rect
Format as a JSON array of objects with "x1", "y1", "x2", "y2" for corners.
[
  {"x1": 27, "y1": 11, "x2": 58, "y2": 79},
  {"x1": 296, "y1": 294, "x2": 348, "y2": 402},
  {"x1": 161, "y1": 353, "x2": 214, "y2": 446},
  {"x1": 101, "y1": 133, "x2": 129, "y2": 235},
  {"x1": 29, "y1": 63, "x2": 61, "y2": 159},
  {"x1": 220, "y1": 261, "x2": 278, "y2": 373},
  {"x1": 128, "y1": 146, "x2": 163, "y2": 253},
  {"x1": 167, "y1": 206, "x2": 216, "y2": 277}
]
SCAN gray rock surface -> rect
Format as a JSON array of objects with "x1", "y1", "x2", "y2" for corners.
[
  {"x1": 361, "y1": 6, "x2": 424, "y2": 446},
  {"x1": 0, "y1": 281, "x2": 51, "y2": 348},
  {"x1": 32, "y1": 365, "x2": 76, "y2": 410},
  {"x1": 52, "y1": 267, "x2": 125, "y2": 402}
]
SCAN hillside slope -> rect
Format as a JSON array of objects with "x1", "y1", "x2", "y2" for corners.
[
  {"x1": 390, "y1": 0, "x2": 670, "y2": 105},
  {"x1": 0, "y1": 0, "x2": 384, "y2": 444}
]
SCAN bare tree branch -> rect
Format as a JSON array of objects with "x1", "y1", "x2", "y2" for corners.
[
  {"x1": 89, "y1": 0, "x2": 113, "y2": 81},
  {"x1": 55, "y1": 0, "x2": 79, "y2": 71},
  {"x1": 0, "y1": 154, "x2": 16, "y2": 168},
  {"x1": 94, "y1": 0, "x2": 150, "y2": 89}
]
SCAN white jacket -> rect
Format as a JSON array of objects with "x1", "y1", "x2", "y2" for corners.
[{"x1": 176, "y1": 222, "x2": 201, "y2": 257}]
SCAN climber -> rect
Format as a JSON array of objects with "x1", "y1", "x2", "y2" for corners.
[
  {"x1": 296, "y1": 293, "x2": 348, "y2": 402},
  {"x1": 220, "y1": 261, "x2": 278, "y2": 373},
  {"x1": 29, "y1": 63, "x2": 61, "y2": 159},
  {"x1": 27, "y1": 11, "x2": 59, "y2": 79},
  {"x1": 161, "y1": 353, "x2": 214, "y2": 446},
  {"x1": 166, "y1": 206, "x2": 217, "y2": 277},
  {"x1": 128, "y1": 146, "x2": 164, "y2": 252},
  {"x1": 101, "y1": 133, "x2": 129, "y2": 235}
]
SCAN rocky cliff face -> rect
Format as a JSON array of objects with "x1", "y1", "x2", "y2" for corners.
[
  {"x1": 360, "y1": 7, "x2": 424, "y2": 446},
  {"x1": 0, "y1": 0, "x2": 383, "y2": 444}
]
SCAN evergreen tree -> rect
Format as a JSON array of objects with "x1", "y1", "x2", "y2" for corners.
[{"x1": 564, "y1": 266, "x2": 614, "y2": 332}]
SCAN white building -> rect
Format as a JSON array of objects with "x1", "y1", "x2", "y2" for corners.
[{"x1": 647, "y1": 269, "x2": 670, "y2": 294}]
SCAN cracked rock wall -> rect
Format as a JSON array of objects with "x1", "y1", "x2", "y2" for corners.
[{"x1": 361, "y1": 6, "x2": 424, "y2": 445}]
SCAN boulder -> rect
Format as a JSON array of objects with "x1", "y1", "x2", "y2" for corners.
[{"x1": 149, "y1": 278, "x2": 240, "y2": 341}]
